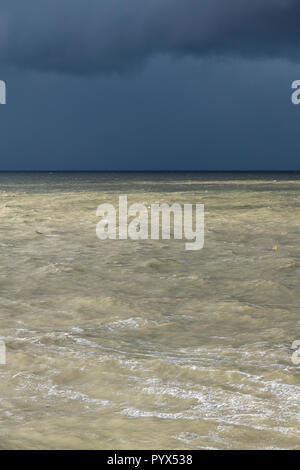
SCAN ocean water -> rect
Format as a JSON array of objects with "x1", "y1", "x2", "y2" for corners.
[{"x1": 0, "y1": 172, "x2": 299, "y2": 450}]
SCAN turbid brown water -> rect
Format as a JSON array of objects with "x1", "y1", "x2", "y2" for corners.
[{"x1": 0, "y1": 172, "x2": 299, "y2": 449}]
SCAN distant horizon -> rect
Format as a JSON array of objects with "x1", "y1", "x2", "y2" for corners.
[{"x1": 0, "y1": 170, "x2": 300, "y2": 174}]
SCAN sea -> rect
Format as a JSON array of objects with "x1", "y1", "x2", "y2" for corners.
[{"x1": 0, "y1": 172, "x2": 299, "y2": 449}]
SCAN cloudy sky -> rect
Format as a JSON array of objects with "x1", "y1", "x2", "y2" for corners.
[{"x1": 0, "y1": 0, "x2": 300, "y2": 170}]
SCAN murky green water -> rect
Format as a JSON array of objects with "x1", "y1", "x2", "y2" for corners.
[{"x1": 0, "y1": 173, "x2": 299, "y2": 449}]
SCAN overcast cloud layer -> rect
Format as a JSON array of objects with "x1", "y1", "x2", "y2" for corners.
[{"x1": 0, "y1": 0, "x2": 300, "y2": 75}]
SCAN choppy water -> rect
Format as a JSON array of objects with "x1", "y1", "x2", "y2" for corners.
[{"x1": 0, "y1": 172, "x2": 299, "y2": 449}]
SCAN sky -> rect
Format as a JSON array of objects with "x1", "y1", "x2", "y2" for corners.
[{"x1": 0, "y1": 0, "x2": 300, "y2": 171}]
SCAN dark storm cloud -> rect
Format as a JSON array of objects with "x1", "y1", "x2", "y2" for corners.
[{"x1": 0, "y1": 0, "x2": 300, "y2": 75}]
